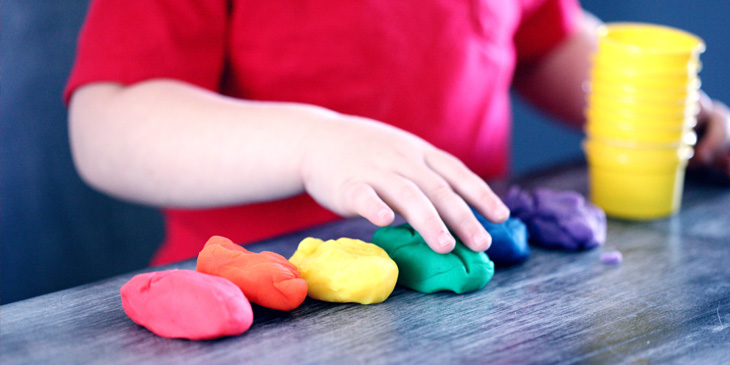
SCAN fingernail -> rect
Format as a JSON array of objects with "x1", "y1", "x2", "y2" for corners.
[
  {"x1": 497, "y1": 204, "x2": 510, "y2": 220},
  {"x1": 377, "y1": 208, "x2": 391, "y2": 220},
  {"x1": 472, "y1": 232, "x2": 491, "y2": 251},
  {"x1": 437, "y1": 231, "x2": 454, "y2": 249}
]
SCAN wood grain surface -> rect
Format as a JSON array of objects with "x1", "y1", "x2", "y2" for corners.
[{"x1": 2, "y1": 164, "x2": 729, "y2": 364}]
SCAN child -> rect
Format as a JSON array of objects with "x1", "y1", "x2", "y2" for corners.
[{"x1": 65, "y1": 0, "x2": 729, "y2": 265}]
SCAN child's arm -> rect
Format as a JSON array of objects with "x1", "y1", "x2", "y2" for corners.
[
  {"x1": 69, "y1": 80, "x2": 509, "y2": 253},
  {"x1": 512, "y1": 11, "x2": 601, "y2": 127}
]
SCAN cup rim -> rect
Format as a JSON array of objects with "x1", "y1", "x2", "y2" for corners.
[
  {"x1": 591, "y1": 61, "x2": 701, "y2": 78},
  {"x1": 585, "y1": 126, "x2": 697, "y2": 147},
  {"x1": 598, "y1": 22, "x2": 706, "y2": 57},
  {"x1": 583, "y1": 141, "x2": 694, "y2": 173},
  {"x1": 589, "y1": 81, "x2": 701, "y2": 98},
  {"x1": 583, "y1": 138, "x2": 695, "y2": 155},
  {"x1": 585, "y1": 110, "x2": 697, "y2": 130},
  {"x1": 589, "y1": 98, "x2": 699, "y2": 117},
  {"x1": 592, "y1": 54, "x2": 702, "y2": 72},
  {"x1": 589, "y1": 91, "x2": 700, "y2": 107},
  {"x1": 587, "y1": 120, "x2": 696, "y2": 133},
  {"x1": 586, "y1": 158, "x2": 688, "y2": 175},
  {"x1": 590, "y1": 72, "x2": 702, "y2": 91}
]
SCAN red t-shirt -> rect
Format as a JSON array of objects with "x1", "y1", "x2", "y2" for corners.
[{"x1": 66, "y1": 0, "x2": 581, "y2": 265}]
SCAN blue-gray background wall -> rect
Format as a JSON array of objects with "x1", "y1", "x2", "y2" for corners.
[
  {"x1": 1, "y1": 1, "x2": 164, "y2": 304},
  {"x1": 2, "y1": 1, "x2": 728, "y2": 304}
]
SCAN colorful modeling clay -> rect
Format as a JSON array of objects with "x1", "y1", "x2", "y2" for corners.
[
  {"x1": 372, "y1": 224, "x2": 494, "y2": 294},
  {"x1": 600, "y1": 251, "x2": 623, "y2": 264},
  {"x1": 196, "y1": 236, "x2": 308, "y2": 311},
  {"x1": 471, "y1": 207, "x2": 530, "y2": 267},
  {"x1": 504, "y1": 186, "x2": 606, "y2": 251},
  {"x1": 120, "y1": 270, "x2": 253, "y2": 340},
  {"x1": 289, "y1": 237, "x2": 398, "y2": 304}
]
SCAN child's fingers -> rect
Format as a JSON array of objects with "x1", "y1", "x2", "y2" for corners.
[
  {"x1": 695, "y1": 109, "x2": 729, "y2": 165},
  {"x1": 695, "y1": 96, "x2": 730, "y2": 166},
  {"x1": 403, "y1": 167, "x2": 492, "y2": 252},
  {"x1": 374, "y1": 176, "x2": 456, "y2": 254},
  {"x1": 341, "y1": 181, "x2": 394, "y2": 226},
  {"x1": 425, "y1": 150, "x2": 510, "y2": 223}
]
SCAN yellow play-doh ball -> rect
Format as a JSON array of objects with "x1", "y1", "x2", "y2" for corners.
[{"x1": 289, "y1": 237, "x2": 398, "y2": 304}]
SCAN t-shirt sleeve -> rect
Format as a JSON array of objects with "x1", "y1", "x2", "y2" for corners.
[
  {"x1": 64, "y1": 0, "x2": 228, "y2": 104},
  {"x1": 513, "y1": 0, "x2": 583, "y2": 64}
]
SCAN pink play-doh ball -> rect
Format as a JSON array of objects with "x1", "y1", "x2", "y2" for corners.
[{"x1": 120, "y1": 270, "x2": 253, "y2": 340}]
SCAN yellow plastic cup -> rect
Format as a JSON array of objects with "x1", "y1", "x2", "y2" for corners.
[
  {"x1": 591, "y1": 69, "x2": 701, "y2": 92},
  {"x1": 586, "y1": 122, "x2": 697, "y2": 147},
  {"x1": 592, "y1": 55, "x2": 701, "y2": 76},
  {"x1": 584, "y1": 139, "x2": 694, "y2": 166},
  {"x1": 585, "y1": 109, "x2": 696, "y2": 132},
  {"x1": 597, "y1": 23, "x2": 705, "y2": 66},
  {"x1": 589, "y1": 82, "x2": 699, "y2": 105},
  {"x1": 589, "y1": 94, "x2": 699, "y2": 119},
  {"x1": 583, "y1": 139, "x2": 693, "y2": 220},
  {"x1": 587, "y1": 162, "x2": 687, "y2": 220}
]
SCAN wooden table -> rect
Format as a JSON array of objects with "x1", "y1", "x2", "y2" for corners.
[{"x1": 2, "y1": 164, "x2": 729, "y2": 364}]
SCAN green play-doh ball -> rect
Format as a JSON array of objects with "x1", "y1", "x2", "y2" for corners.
[{"x1": 372, "y1": 223, "x2": 494, "y2": 294}]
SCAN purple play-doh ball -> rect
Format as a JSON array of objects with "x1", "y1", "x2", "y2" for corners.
[{"x1": 503, "y1": 186, "x2": 607, "y2": 251}]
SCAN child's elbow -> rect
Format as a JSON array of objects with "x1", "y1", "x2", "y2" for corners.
[{"x1": 67, "y1": 84, "x2": 122, "y2": 193}]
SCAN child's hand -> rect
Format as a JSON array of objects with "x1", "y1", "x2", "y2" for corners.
[
  {"x1": 69, "y1": 81, "x2": 509, "y2": 253},
  {"x1": 692, "y1": 92, "x2": 730, "y2": 179},
  {"x1": 300, "y1": 114, "x2": 510, "y2": 254}
]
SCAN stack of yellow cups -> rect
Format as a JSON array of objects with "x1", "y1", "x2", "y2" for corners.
[{"x1": 584, "y1": 23, "x2": 705, "y2": 220}]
